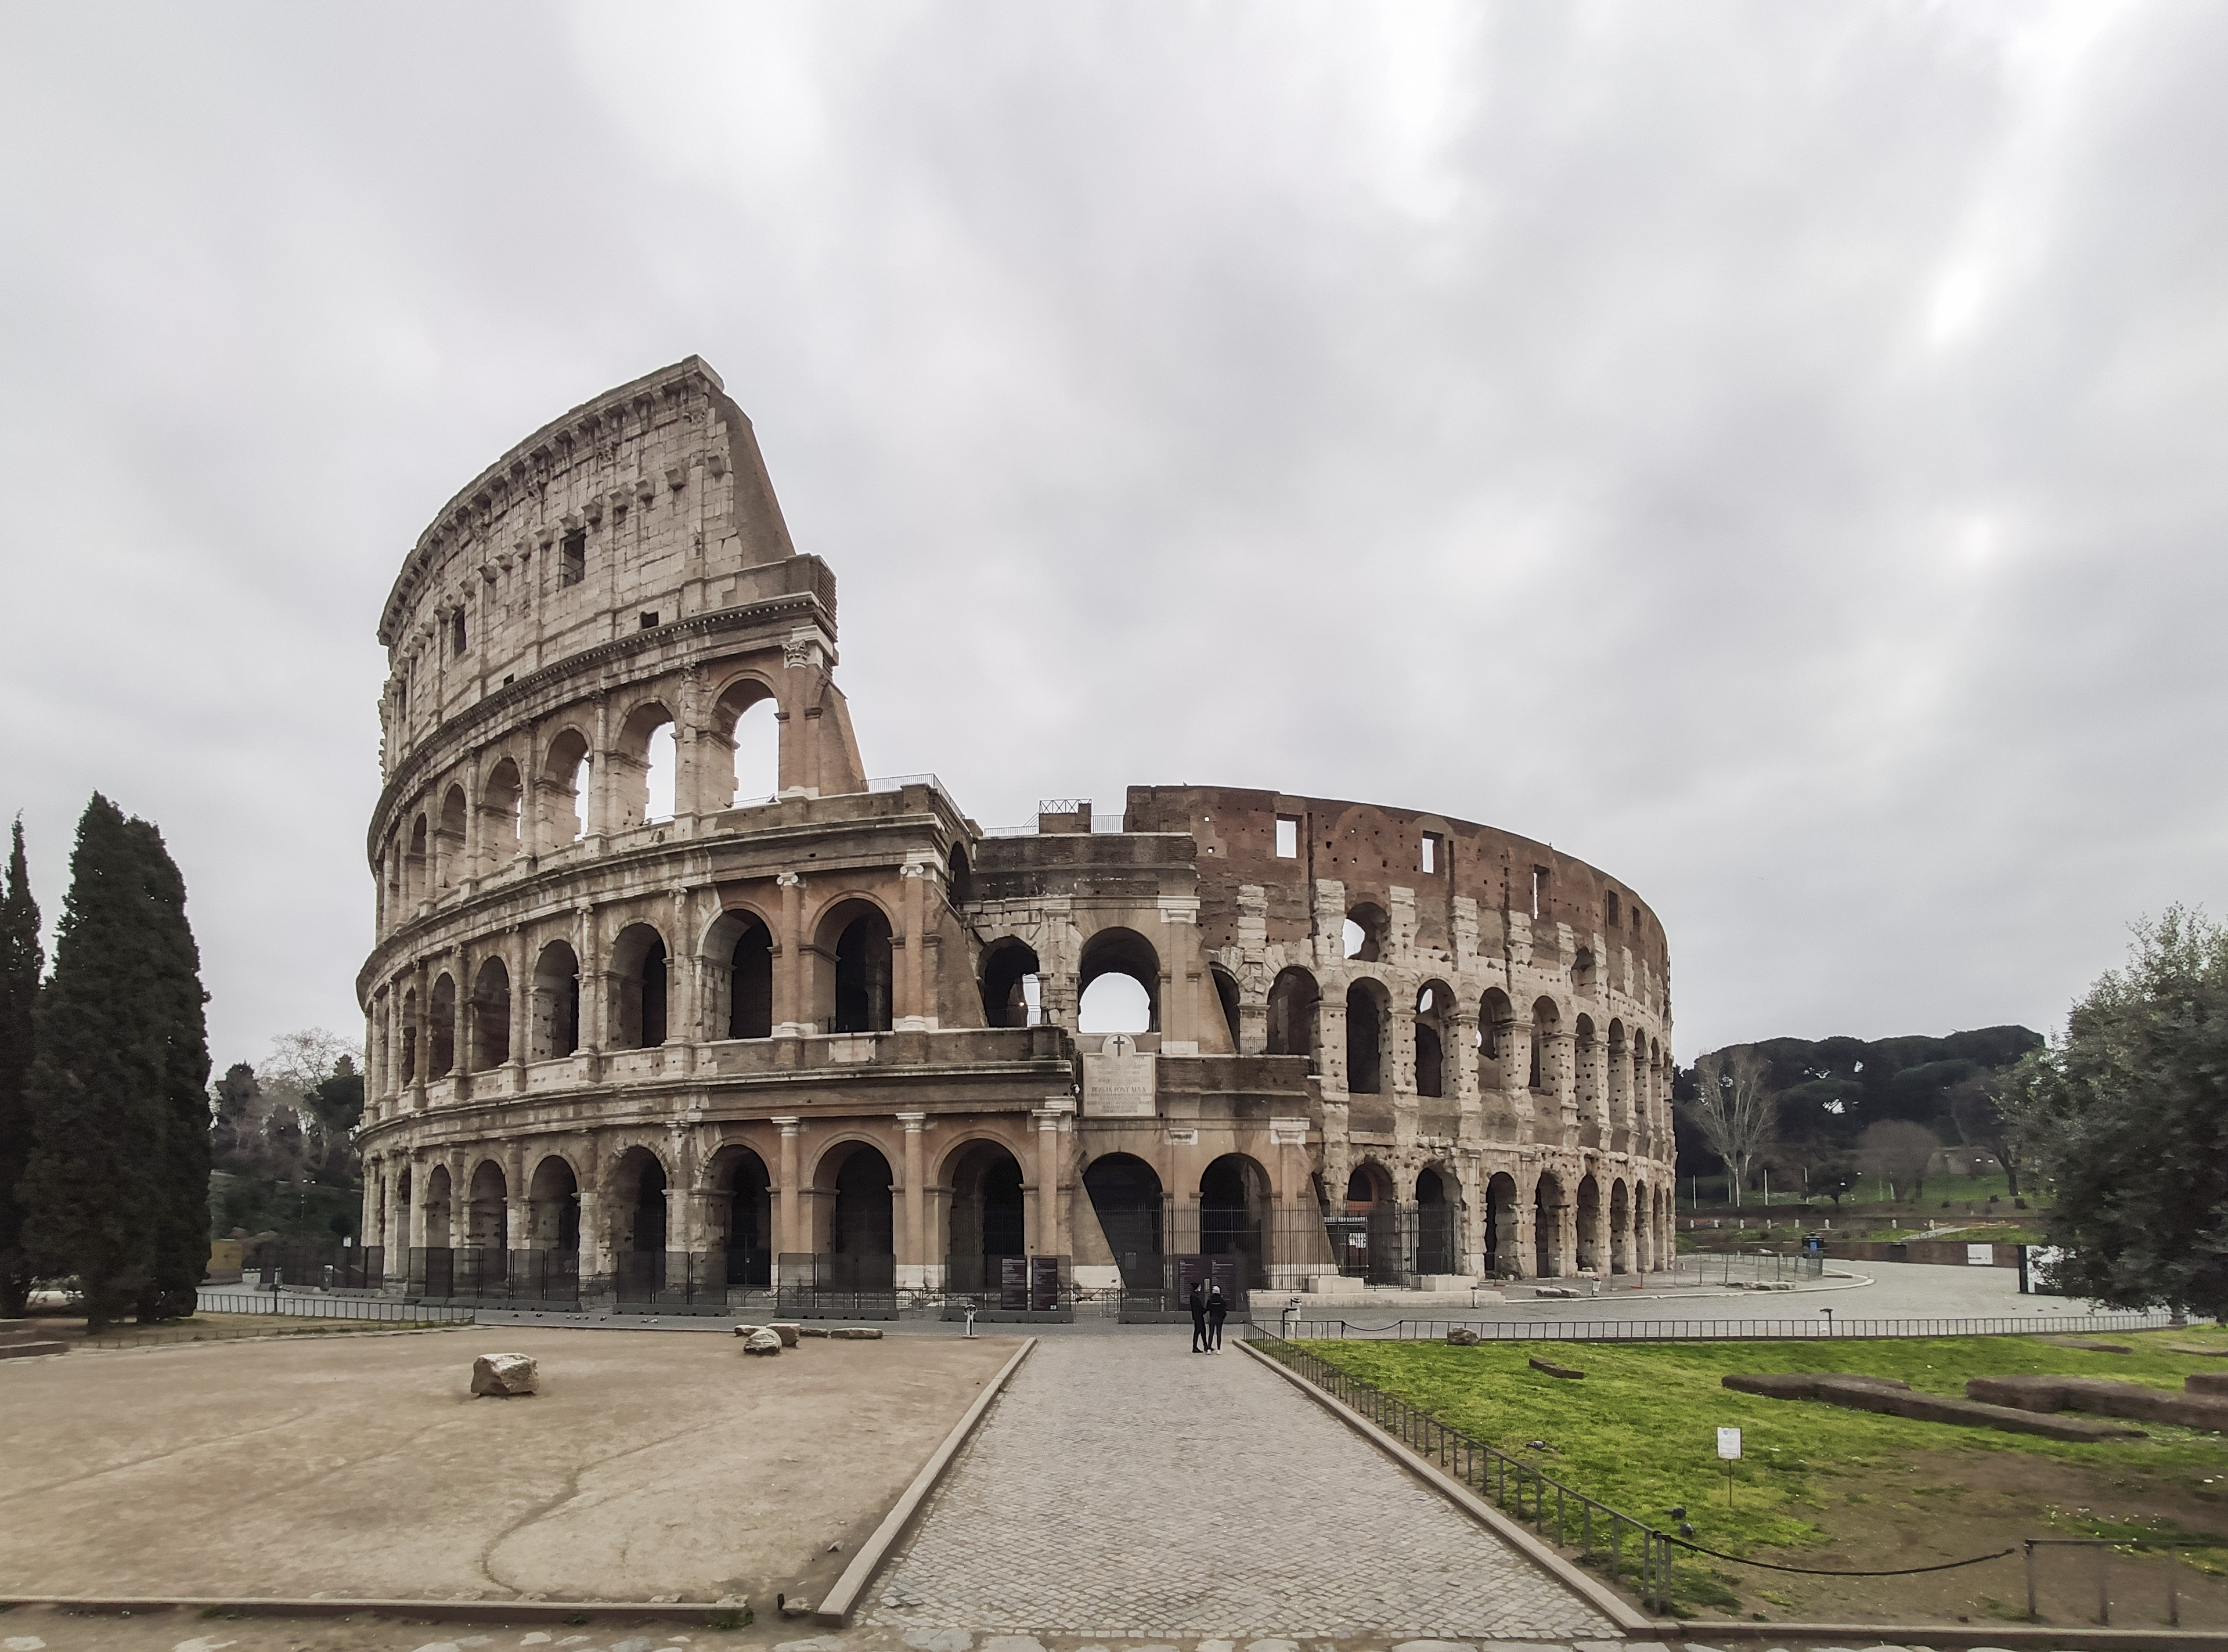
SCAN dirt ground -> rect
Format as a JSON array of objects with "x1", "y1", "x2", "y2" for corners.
[
  {"x1": 0, "y1": 1328, "x2": 1019, "y2": 1608},
  {"x1": 1687, "y1": 1442, "x2": 2228, "y2": 1629}
]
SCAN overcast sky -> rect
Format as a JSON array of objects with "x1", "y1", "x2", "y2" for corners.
[{"x1": 2, "y1": 1, "x2": 2223, "y2": 1073}]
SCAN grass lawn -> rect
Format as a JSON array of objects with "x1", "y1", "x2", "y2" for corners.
[{"x1": 1304, "y1": 1326, "x2": 2228, "y2": 1622}]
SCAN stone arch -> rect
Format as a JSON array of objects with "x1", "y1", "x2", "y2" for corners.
[
  {"x1": 1078, "y1": 926, "x2": 1160, "y2": 1034},
  {"x1": 1210, "y1": 964, "x2": 1242, "y2": 1051},
  {"x1": 943, "y1": 1137, "x2": 1027, "y2": 1291},
  {"x1": 814, "y1": 896, "x2": 895, "y2": 1034},
  {"x1": 531, "y1": 939, "x2": 581, "y2": 1059},
  {"x1": 1484, "y1": 1170, "x2": 1520, "y2": 1278},
  {"x1": 423, "y1": 1162, "x2": 453, "y2": 1247},
  {"x1": 527, "y1": 1153, "x2": 581, "y2": 1250},
  {"x1": 711, "y1": 672, "x2": 781, "y2": 808},
  {"x1": 541, "y1": 726, "x2": 592, "y2": 843},
  {"x1": 979, "y1": 936, "x2": 1041, "y2": 1029},
  {"x1": 705, "y1": 1141, "x2": 773, "y2": 1286},
  {"x1": 1416, "y1": 1163, "x2": 1459, "y2": 1276},
  {"x1": 1343, "y1": 901, "x2": 1388, "y2": 962},
  {"x1": 946, "y1": 844, "x2": 973, "y2": 904},
  {"x1": 1533, "y1": 1167, "x2": 1565, "y2": 1278},
  {"x1": 702, "y1": 905, "x2": 776, "y2": 1041},
  {"x1": 472, "y1": 955, "x2": 511, "y2": 1068},
  {"x1": 1606, "y1": 1018, "x2": 1631, "y2": 1130},
  {"x1": 399, "y1": 984, "x2": 420, "y2": 1082},
  {"x1": 1266, "y1": 966, "x2": 1318, "y2": 1063},
  {"x1": 817, "y1": 1139, "x2": 895, "y2": 1287},
  {"x1": 1200, "y1": 1152, "x2": 1270, "y2": 1287},
  {"x1": 1478, "y1": 987, "x2": 1514, "y2": 1093},
  {"x1": 405, "y1": 812, "x2": 430, "y2": 906},
  {"x1": 610, "y1": 698, "x2": 677, "y2": 827},
  {"x1": 1609, "y1": 1177, "x2": 1632, "y2": 1274},
  {"x1": 467, "y1": 1159, "x2": 508, "y2": 1250},
  {"x1": 1344, "y1": 978, "x2": 1389, "y2": 1095},
  {"x1": 608, "y1": 1144, "x2": 670, "y2": 1255},
  {"x1": 480, "y1": 756, "x2": 524, "y2": 874},
  {"x1": 437, "y1": 785, "x2": 467, "y2": 890},
  {"x1": 608, "y1": 921, "x2": 670, "y2": 1048},
  {"x1": 1343, "y1": 1158, "x2": 1396, "y2": 1207},
  {"x1": 1083, "y1": 1152, "x2": 1163, "y2": 1286},
  {"x1": 1634, "y1": 1178, "x2": 1652, "y2": 1271},
  {"x1": 427, "y1": 973, "x2": 456, "y2": 1077},
  {"x1": 1529, "y1": 996, "x2": 1561, "y2": 1091},
  {"x1": 1415, "y1": 979, "x2": 1455, "y2": 1098},
  {"x1": 1576, "y1": 1172, "x2": 1602, "y2": 1272}
]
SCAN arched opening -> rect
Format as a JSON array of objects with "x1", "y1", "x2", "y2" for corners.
[
  {"x1": 1416, "y1": 1166, "x2": 1457, "y2": 1276},
  {"x1": 531, "y1": 940, "x2": 580, "y2": 1059},
  {"x1": 714, "y1": 1146, "x2": 773, "y2": 1286},
  {"x1": 1479, "y1": 987, "x2": 1513, "y2": 1092},
  {"x1": 1199, "y1": 1153, "x2": 1268, "y2": 1290},
  {"x1": 1343, "y1": 902, "x2": 1387, "y2": 962},
  {"x1": 399, "y1": 987, "x2": 419, "y2": 1083},
  {"x1": 1078, "y1": 927, "x2": 1160, "y2": 1034},
  {"x1": 826, "y1": 1144, "x2": 895, "y2": 1289},
  {"x1": 713, "y1": 910, "x2": 774, "y2": 1040},
  {"x1": 1342, "y1": 1158, "x2": 1398, "y2": 1284},
  {"x1": 613, "y1": 701, "x2": 676, "y2": 828},
  {"x1": 528, "y1": 1155, "x2": 579, "y2": 1251},
  {"x1": 1576, "y1": 1173, "x2": 1602, "y2": 1272},
  {"x1": 481, "y1": 758, "x2": 524, "y2": 874},
  {"x1": 423, "y1": 1163, "x2": 452, "y2": 1248},
  {"x1": 714, "y1": 677, "x2": 780, "y2": 808},
  {"x1": 1485, "y1": 1171, "x2": 1519, "y2": 1278},
  {"x1": 945, "y1": 1139, "x2": 1026, "y2": 1293},
  {"x1": 468, "y1": 1160, "x2": 507, "y2": 1250},
  {"x1": 609, "y1": 923, "x2": 669, "y2": 1048},
  {"x1": 1574, "y1": 1013, "x2": 1599, "y2": 1137},
  {"x1": 1573, "y1": 947, "x2": 1597, "y2": 995},
  {"x1": 472, "y1": 955, "x2": 511, "y2": 1068},
  {"x1": 609, "y1": 1147, "x2": 669, "y2": 1303},
  {"x1": 427, "y1": 974, "x2": 456, "y2": 1077},
  {"x1": 1266, "y1": 967, "x2": 1319, "y2": 1064},
  {"x1": 1634, "y1": 1180, "x2": 1652, "y2": 1271},
  {"x1": 1083, "y1": 1153, "x2": 1163, "y2": 1288},
  {"x1": 1210, "y1": 965, "x2": 1241, "y2": 1050},
  {"x1": 405, "y1": 814, "x2": 429, "y2": 907},
  {"x1": 1530, "y1": 997, "x2": 1560, "y2": 1091},
  {"x1": 979, "y1": 938, "x2": 1041, "y2": 1029},
  {"x1": 1345, "y1": 980, "x2": 1386, "y2": 1095},
  {"x1": 543, "y1": 728, "x2": 592, "y2": 843},
  {"x1": 1534, "y1": 1170, "x2": 1563, "y2": 1278},
  {"x1": 1415, "y1": 981, "x2": 1453, "y2": 1098},
  {"x1": 821, "y1": 901, "x2": 893, "y2": 1034},
  {"x1": 1609, "y1": 1178, "x2": 1631, "y2": 1275},
  {"x1": 946, "y1": 846, "x2": 973, "y2": 906},
  {"x1": 437, "y1": 786, "x2": 467, "y2": 890}
]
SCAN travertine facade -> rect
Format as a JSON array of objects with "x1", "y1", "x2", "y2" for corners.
[{"x1": 355, "y1": 358, "x2": 1676, "y2": 1298}]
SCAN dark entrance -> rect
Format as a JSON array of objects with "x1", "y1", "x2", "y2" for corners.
[{"x1": 1083, "y1": 1152, "x2": 1164, "y2": 1288}]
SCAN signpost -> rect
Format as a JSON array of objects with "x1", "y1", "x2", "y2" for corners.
[{"x1": 1717, "y1": 1426, "x2": 1742, "y2": 1506}]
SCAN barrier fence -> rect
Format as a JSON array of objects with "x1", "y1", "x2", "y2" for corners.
[
  {"x1": 1245, "y1": 1326, "x2": 1677, "y2": 1609},
  {"x1": 1671, "y1": 1250, "x2": 1827, "y2": 1285},
  {"x1": 405, "y1": 1247, "x2": 582, "y2": 1305},
  {"x1": 240, "y1": 1243, "x2": 385, "y2": 1290},
  {"x1": 1277, "y1": 1309, "x2": 2179, "y2": 1341},
  {"x1": 193, "y1": 1289, "x2": 475, "y2": 1323}
]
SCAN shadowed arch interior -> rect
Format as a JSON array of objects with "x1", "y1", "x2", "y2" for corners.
[
  {"x1": 946, "y1": 1139, "x2": 1026, "y2": 1292},
  {"x1": 1084, "y1": 1153, "x2": 1163, "y2": 1287}
]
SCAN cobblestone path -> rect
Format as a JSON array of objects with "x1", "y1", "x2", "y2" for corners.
[{"x1": 864, "y1": 1334, "x2": 1618, "y2": 1640}]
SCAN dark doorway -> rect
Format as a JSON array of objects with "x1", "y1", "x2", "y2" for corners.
[{"x1": 1084, "y1": 1153, "x2": 1164, "y2": 1287}]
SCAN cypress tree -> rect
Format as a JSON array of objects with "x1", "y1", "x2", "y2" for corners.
[
  {"x1": 21, "y1": 796, "x2": 167, "y2": 1331},
  {"x1": 0, "y1": 817, "x2": 42, "y2": 1317},
  {"x1": 129, "y1": 817, "x2": 210, "y2": 1319}
]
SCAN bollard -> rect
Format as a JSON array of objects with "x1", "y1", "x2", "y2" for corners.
[{"x1": 963, "y1": 1307, "x2": 976, "y2": 1339}]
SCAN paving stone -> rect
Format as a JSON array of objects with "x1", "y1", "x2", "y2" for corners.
[
  {"x1": 1245, "y1": 1640, "x2": 1302, "y2": 1652},
  {"x1": 900, "y1": 1633, "x2": 972, "y2": 1652},
  {"x1": 773, "y1": 1639, "x2": 846, "y2": 1652},
  {"x1": 864, "y1": 1337, "x2": 1617, "y2": 1639}
]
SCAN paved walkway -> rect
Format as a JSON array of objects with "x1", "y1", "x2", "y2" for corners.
[{"x1": 863, "y1": 1334, "x2": 1617, "y2": 1641}]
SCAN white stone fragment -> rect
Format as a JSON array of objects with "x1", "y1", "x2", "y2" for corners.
[{"x1": 470, "y1": 1352, "x2": 538, "y2": 1395}]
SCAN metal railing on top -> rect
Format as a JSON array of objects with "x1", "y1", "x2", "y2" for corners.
[
  {"x1": 1246, "y1": 1326, "x2": 1675, "y2": 1607},
  {"x1": 193, "y1": 1289, "x2": 475, "y2": 1323},
  {"x1": 1275, "y1": 1309, "x2": 2176, "y2": 1342}
]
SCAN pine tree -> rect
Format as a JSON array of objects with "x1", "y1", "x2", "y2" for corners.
[
  {"x1": 21, "y1": 796, "x2": 167, "y2": 1331},
  {"x1": 0, "y1": 817, "x2": 43, "y2": 1317},
  {"x1": 128, "y1": 817, "x2": 209, "y2": 1319}
]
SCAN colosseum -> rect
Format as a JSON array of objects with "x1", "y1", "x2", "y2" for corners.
[{"x1": 355, "y1": 356, "x2": 1677, "y2": 1316}]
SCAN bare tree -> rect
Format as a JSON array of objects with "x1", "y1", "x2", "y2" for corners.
[
  {"x1": 1948, "y1": 1072, "x2": 2026, "y2": 1196},
  {"x1": 1682, "y1": 1045, "x2": 1777, "y2": 1205},
  {"x1": 1858, "y1": 1119, "x2": 1939, "y2": 1203}
]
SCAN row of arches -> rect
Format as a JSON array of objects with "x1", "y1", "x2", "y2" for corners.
[{"x1": 377, "y1": 669, "x2": 797, "y2": 932}]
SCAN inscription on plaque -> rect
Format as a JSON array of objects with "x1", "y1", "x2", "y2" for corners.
[{"x1": 1081, "y1": 1031, "x2": 1157, "y2": 1119}]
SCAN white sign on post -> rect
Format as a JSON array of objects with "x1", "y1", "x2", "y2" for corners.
[{"x1": 1717, "y1": 1426, "x2": 1742, "y2": 1461}]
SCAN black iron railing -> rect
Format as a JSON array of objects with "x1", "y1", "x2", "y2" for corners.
[{"x1": 1274, "y1": 1310, "x2": 2177, "y2": 1342}]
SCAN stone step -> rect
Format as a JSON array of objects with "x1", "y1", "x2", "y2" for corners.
[{"x1": 0, "y1": 1339, "x2": 69, "y2": 1359}]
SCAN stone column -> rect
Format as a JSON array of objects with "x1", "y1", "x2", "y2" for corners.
[
  {"x1": 576, "y1": 903, "x2": 604, "y2": 1054},
  {"x1": 452, "y1": 944, "x2": 474, "y2": 1087},
  {"x1": 898, "y1": 1112, "x2": 927, "y2": 1287},
  {"x1": 774, "y1": 1117, "x2": 802, "y2": 1257},
  {"x1": 776, "y1": 871, "x2": 806, "y2": 1035},
  {"x1": 897, "y1": 861, "x2": 931, "y2": 1030},
  {"x1": 1035, "y1": 1110, "x2": 1062, "y2": 1256},
  {"x1": 1512, "y1": 1175, "x2": 1535, "y2": 1281},
  {"x1": 1451, "y1": 1008, "x2": 1481, "y2": 1108}
]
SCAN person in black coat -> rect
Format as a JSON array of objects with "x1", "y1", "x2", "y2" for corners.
[
  {"x1": 1188, "y1": 1280, "x2": 1209, "y2": 1352},
  {"x1": 1206, "y1": 1282, "x2": 1228, "y2": 1351}
]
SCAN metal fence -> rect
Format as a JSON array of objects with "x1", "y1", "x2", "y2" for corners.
[
  {"x1": 1275, "y1": 1308, "x2": 2179, "y2": 1341},
  {"x1": 194, "y1": 1288, "x2": 475, "y2": 1323},
  {"x1": 1672, "y1": 1250, "x2": 1827, "y2": 1286},
  {"x1": 241, "y1": 1243, "x2": 385, "y2": 1290},
  {"x1": 405, "y1": 1247, "x2": 581, "y2": 1305},
  {"x1": 776, "y1": 1251, "x2": 899, "y2": 1318},
  {"x1": 615, "y1": 1250, "x2": 727, "y2": 1308},
  {"x1": 1246, "y1": 1326, "x2": 1675, "y2": 1608}
]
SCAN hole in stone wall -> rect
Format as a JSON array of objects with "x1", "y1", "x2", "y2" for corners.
[
  {"x1": 732, "y1": 697, "x2": 778, "y2": 806},
  {"x1": 1275, "y1": 817, "x2": 1299, "y2": 859},
  {"x1": 561, "y1": 529, "x2": 586, "y2": 586},
  {"x1": 1078, "y1": 974, "x2": 1150, "y2": 1034},
  {"x1": 645, "y1": 724, "x2": 677, "y2": 823}
]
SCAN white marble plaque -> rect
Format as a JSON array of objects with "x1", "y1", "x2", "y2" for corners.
[{"x1": 1081, "y1": 1032, "x2": 1158, "y2": 1119}]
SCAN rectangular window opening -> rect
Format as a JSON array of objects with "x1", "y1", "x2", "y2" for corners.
[
  {"x1": 449, "y1": 611, "x2": 467, "y2": 657},
  {"x1": 560, "y1": 528, "x2": 586, "y2": 587},
  {"x1": 1421, "y1": 832, "x2": 1443, "y2": 875},
  {"x1": 1531, "y1": 865, "x2": 1548, "y2": 919},
  {"x1": 1275, "y1": 817, "x2": 1299, "y2": 859},
  {"x1": 640, "y1": 611, "x2": 659, "y2": 630}
]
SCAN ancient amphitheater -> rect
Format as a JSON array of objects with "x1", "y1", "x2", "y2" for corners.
[{"x1": 355, "y1": 356, "x2": 1677, "y2": 1311}]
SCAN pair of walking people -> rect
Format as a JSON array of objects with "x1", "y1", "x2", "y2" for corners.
[{"x1": 1188, "y1": 1279, "x2": 1227, "y2": 1352}]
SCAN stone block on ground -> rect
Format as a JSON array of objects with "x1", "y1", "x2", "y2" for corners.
[
  {"x1": 2186, "y1": 1369, "x2": 2228, "y2": 1394},
  {"x1": 742, "y1": 1328, "x2": 783, "y2": 1356},
  {"x1": 731, "y1": 1323, "x2": 765, "y2": 1338},
  {"x1": 1727, "y1": 1371, "x2": 2143, "y2": 1440},
  {"x1": 2164, "y1": 1341, "x2": 2228, "y2": 1358},
  {"x1": 834, "y1": 1325, "x2": 884, "y2": 1339},
  {"x1": 1967, "y1": 1371, "x2": 2228, "y2": 1429},
  {"x1": 1528, "y1": 1356, "x2": 1583, "y2": 1380},
  {"x1": 470, "y1": 1352, "x2": 538, "y2": 1397},
  {"x1": 796, "y1": 1324, "x2": 831, "y2": 1337},
  {"x1": 767, "y1": 1322, "x2": 802, "y2": 1346},
  {"x1": 2035, "y1": 1335, "x2": 2133, "y2": 1352},
  {"x1": 1445, "y1": 1328, "x2": 1478, "y2": 1346}
]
